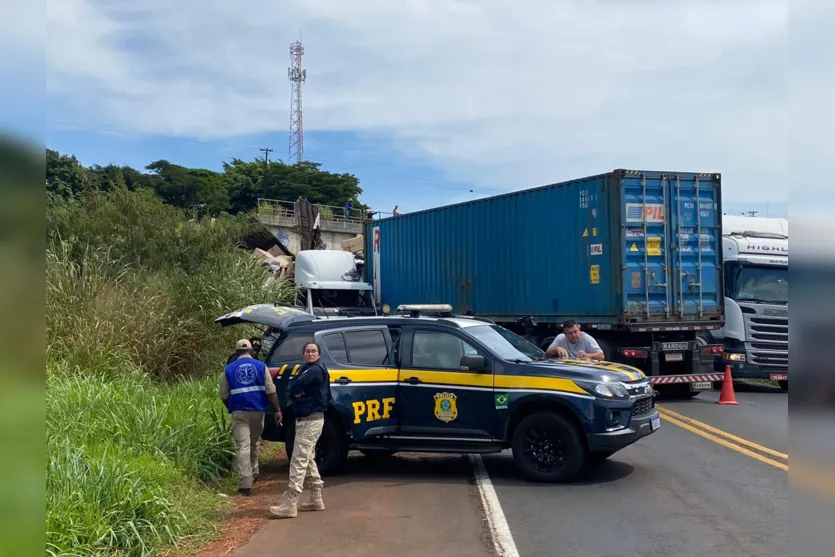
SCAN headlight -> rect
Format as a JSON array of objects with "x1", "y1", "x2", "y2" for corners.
[{"x1": 576, "y1": 380, "x2": 630, "y2": 399}]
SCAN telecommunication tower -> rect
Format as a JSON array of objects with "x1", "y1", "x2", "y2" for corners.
[{"x1": 288, "y1": 40, "x2": 306, "y2": 163}]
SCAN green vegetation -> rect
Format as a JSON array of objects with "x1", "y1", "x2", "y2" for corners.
[
  {"x1": 46, "y1": 187, "x2": 296, "y2": 556},
  {"x1": 46, "y1": 148, "x2": 368, "y2": 217},
  {"x1": 46, "y1": 370, "x2": 229, "y2": 557}
]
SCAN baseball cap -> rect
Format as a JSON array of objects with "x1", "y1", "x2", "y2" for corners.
[{"x1": 235, "y1": 339, "x2": 252, "y2": 350}]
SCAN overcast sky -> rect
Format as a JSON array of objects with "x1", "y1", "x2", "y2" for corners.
[{"x1": 10, "y1": 0, "x2": 831, "y2": 215}]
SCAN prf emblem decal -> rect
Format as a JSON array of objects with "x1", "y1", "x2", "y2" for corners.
[
  {"x1": 433, "y1": 392, "x2": 458, "y2": 423},
  {"x1": 494, "y1": 393, "x2": 509, "y2": 410}
]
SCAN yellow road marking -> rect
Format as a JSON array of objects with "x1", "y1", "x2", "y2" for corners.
[
  {"x1": 657, "y1": 406, "x2": 789, "y2": 461},
  {"x1": 657, "y1": 411, "x2": 788, "y2": 472}
]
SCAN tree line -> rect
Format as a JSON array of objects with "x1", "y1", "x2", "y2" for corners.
[{"x1": 45, "y1": 148, "x2": 368, "y2": 217}]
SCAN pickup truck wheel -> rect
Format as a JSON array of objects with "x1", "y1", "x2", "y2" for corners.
[
  {"x1": 284, "y1": 416, "x2": 348, "y2": 476},
  {"x1": 779, "y1": 380, "x2": 788, "y2": 391},
  {"x1": 511, "y1": 411, "x2": 586, "y2": 483}
]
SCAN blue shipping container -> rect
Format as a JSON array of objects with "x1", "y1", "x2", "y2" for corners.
[{"x1": 365, "y1": 169, "x2": 724, "y2": 326}]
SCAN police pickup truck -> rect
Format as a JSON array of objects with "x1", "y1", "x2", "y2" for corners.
[{"x1": 215, "y1": 304, "x2": 660, "y2": 482}]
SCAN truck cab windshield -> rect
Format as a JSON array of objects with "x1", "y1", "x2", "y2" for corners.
[
  {"x1": 310, "y1": 289, "x2": 372, "y2": 308},
  {"x1": 728, "y1": 264, "x2": 788, "y2": 305},
  {"x1": 466, "y1": 324, "x2": 544, "y2": 362}
]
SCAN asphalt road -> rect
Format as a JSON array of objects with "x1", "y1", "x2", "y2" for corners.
[
  {"x1": 229, "y1": 453, "x2": 494, "y2": 557},
  {"x1": 482, "y1": 382, "x2": 788, "y2": 557},
  {"x1": 224, "y1": 383, "x2": 791, "y2": 557}
]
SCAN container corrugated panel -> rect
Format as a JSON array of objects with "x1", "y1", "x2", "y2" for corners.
[{"x1": 365, "y1": 169, "x2": 723, "y2": 324}]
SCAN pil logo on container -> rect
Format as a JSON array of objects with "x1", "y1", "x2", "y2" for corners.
[{"x1": 625, "y1": 203, "x2": 666, "y2": 224}]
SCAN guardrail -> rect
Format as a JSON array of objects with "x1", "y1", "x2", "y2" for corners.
[{"x1": 257, "y1": 199, "x2": 392, "y2": 223}]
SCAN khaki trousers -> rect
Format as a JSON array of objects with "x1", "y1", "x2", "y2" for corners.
[
  {"x1": 288, "y1": 413, "x2": 325, "y2": 494},
  {"x1": 231, "y1": 410, "x2": 264, "y2": 489}
]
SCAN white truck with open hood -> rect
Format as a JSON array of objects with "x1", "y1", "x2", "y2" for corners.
[
  {"x1": 708, "y1": 215, "x2": 788, "y2": 389},
  {"x1": 293, "y1": 250, "x2": 377, "y2": 318}
]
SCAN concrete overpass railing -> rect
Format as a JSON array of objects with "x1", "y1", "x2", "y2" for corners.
[
  {"x1": 257, "y1": 198, "x2": 395, "y2": 252},
  {"x1": 256, "y1": 198, "x2": 391, "y2": 234}
]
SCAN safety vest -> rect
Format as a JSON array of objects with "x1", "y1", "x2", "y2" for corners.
[{"x1": 225, "y1": 357, "x2": 269, "y2": 412}]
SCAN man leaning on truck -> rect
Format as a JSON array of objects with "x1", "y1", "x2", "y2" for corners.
[{"x1": 546, "y1": 320, "x2": 605, "y2": 361}]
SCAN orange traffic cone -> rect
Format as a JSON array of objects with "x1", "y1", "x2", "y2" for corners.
[{"x1": 716, "y1": 365, "x2": 739, "y2": 405}]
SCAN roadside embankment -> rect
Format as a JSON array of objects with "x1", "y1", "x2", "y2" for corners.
[{"x1": 46, "y1": 189, "x2": 295, "y2": 556}]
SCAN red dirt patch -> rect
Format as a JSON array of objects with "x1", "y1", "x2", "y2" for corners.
[{"x1": 194, "y1": 441, "x2": 290, "y2": 557}]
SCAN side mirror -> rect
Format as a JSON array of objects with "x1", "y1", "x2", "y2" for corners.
[{"x1": 460, "y1": 355, "x2": 489, "y2": 373}]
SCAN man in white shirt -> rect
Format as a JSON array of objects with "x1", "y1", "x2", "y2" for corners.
[{"x1": 545, "y1": 319, "x2": 605, "y2": 361}]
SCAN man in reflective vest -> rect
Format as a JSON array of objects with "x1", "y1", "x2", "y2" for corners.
[{"x1": 220, "y1": 339, "x2": 281, "y2": 495}]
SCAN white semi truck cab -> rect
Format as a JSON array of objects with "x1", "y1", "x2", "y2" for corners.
[
  {"x1": 712, "y1": 215, "x2": 788, "y2": 388},
  {"x1": 293, "y1": 250, "x2": 377, "y2": 318}
]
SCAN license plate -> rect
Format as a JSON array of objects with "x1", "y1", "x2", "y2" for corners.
[
  {"x1": 662, "y1": 342, "x2": 689, "y2": 351},
  {"x1": 665, "y1": 352, "x2": 684, "y2": 362},
  {"x1": 651, "y1": 415, "x2": 661, "y2": 431},
  {"x1": 691, "y1": 382, "x2": 712, "y2": 390},
  {"x1": 770, "y1": 373, "x2": 788, "y2": 381}
]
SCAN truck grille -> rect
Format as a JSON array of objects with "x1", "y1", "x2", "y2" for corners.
[
  {"x1": 744, "y1": 313, "x2": 788, "y2": 369},
  {"x1": 632, "y1": 396, "x2": 655, "y2": 417}
]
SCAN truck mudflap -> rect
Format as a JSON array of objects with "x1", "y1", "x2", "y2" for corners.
[
  {"x1": 650, "y1": 373, "x2": 725, "y2": 387},
  {"x1": 650, "y1": 373, "x2": 725, "y2": 384}
]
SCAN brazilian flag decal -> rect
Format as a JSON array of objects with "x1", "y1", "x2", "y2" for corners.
[{"x1": 494, "y1": 393, "x2": 509, "y2": 410}]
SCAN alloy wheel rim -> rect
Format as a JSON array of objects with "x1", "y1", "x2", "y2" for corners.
[{"x1": 522, "y1": 424, "x2": 566, "y2": 473}]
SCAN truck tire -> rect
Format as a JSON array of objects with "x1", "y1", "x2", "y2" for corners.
[
  {"x1": 656, "y1": 383, "x2": 701, "y2": 399},
  {"x1": 779, "y1": 380, "x2": 788, "y2": 391},
  {"x1": 511, "y1": 411, "x2": 586, "y2": 483},
  {"x1": 284, "y1": 415, "x2": 348, "y2": 476},
  {"x1": 540, "y1": 337, "x2": 556, "y2": 351}
]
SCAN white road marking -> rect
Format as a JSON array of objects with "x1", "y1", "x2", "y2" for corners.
[{"x1": 468, "y1": 454, "x2": 521, "y2": 557}]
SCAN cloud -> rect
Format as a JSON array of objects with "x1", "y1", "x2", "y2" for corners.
[
  {"x1": 44, "y1": 0, "x2": 804, "y2": 207},
  {"x1": 1, "y1": 1, "x2": 43, "y2": 52}
]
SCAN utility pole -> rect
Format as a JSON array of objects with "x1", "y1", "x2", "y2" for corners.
[
  {"x1": 260, "y1": 147, "x2": 273, "y2": 197},
  {"x1": 288, "y1": 38, "x2": 306, "y2": 164}
]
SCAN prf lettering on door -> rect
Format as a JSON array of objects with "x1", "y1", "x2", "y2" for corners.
[{"x1": 353, "y1": 398, "x2": 396, "y2": 424}]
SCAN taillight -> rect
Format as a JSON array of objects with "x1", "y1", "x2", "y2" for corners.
[
  {"x1": 701, "y1": 344, "x2": 723, "y2": 356},
  {"x1": 700, "y1": 345, "x2": 723, "y2": 356},
  {"x1": 622, "y1": 348, "x2": 649, "y2": 358}
]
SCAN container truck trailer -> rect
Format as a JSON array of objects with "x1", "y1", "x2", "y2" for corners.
[{"x1": 365, "y1": 169, "x2": 727, "y2": 397}]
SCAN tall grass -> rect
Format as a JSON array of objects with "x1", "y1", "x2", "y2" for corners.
[
  {"x1": 46, "y1": 211, "x2": 296, "y2": 379},
  {"x1": 46, "y1": 189, "x2": 297, "y2": 556},
  {"x1": 46, "y1": 365, "x2": 230, "y2": 557}
]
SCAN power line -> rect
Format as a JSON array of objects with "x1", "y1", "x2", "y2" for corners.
[
  {"x1": 259, "y1": 147, "x2": 273, "y2": 195},
  {"x1": 45, "y1": 119, "x2": 502, "y2": 195},
  {"x1": 260, "y1": 147, "x2": 273, "y2": 168}
]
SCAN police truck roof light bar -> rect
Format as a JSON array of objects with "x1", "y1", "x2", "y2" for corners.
[{"x1": 396, "y1": 304, "x2": 454, "y2": 318}]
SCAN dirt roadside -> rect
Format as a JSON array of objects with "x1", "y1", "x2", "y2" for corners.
[{"x1": 194, "y1": 443, "x2": 494, "y2": 557}]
